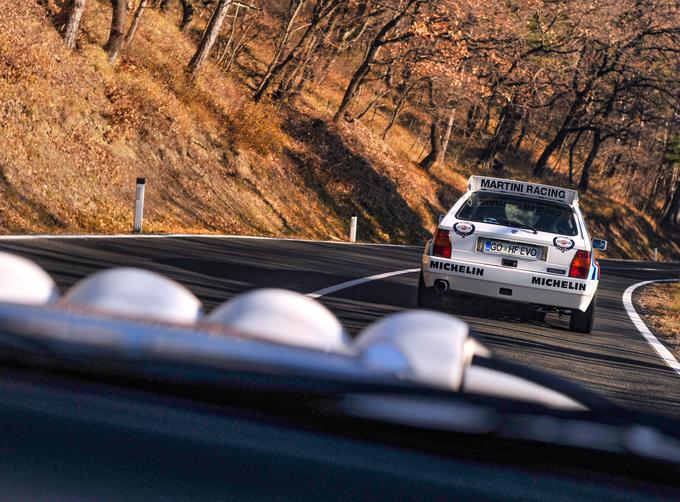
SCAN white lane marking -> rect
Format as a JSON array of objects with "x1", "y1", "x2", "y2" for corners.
[
  {"x1": 605, "y1": 258, "x2": 680, "y2": 263},
  {"x1": 307, "y1": 269, "x2": 420, "y2": 299},
  {"x1": 622, "y1": 279, "x2": 680, "y2": 377},
  {"x1": 0, "y1": 233, "x2": 421, "y2": 248},
  {"x1": 605, "y1": 267, "x2": 680, "y2": 272}
]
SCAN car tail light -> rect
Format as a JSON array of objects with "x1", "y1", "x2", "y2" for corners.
[
  {"x1": 433, "y1": 229, "x2": 452, "y2": 258},
  {"x1": 569, "y1": 250, "x2": 591, "y2": 279}
]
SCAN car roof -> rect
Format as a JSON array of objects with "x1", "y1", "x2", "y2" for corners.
[{"x1": 467, "y1": 176, "x2": 579, "y2": 206}]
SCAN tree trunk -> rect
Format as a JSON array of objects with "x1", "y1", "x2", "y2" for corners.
[
  {"x1": 514, "y1": 121, "x2": 527, "y2": 151},
  {"x1": 104, "y1": 0, "x2": 128, "y2": 63},
  {"x1": 179, "y1": 0, "x2": 194, "y2": 32},
  {"x1": 551, "y1": 136, "x2": 567, "y2": 171},
  {"x1": 533, "y1": 89, "x2": 588, "y2": 177},
  {"x1": 260, "y1": 1, "x2": 339, "y2": 102},
  {"x1": 480, "y1": 108, "x2": 491, "y2": 134},
  {"x1": 511, "y1": 110, "x2": 527, "y2": 152},
  {"x1": 645, "y1": 162, "x2": 668, "y2": 211},
  {"x1": 579, "y1": 129, "x2": 602, "y2": 192},
  {"x1": 568, "y1": 129, "x2": 584, "y2": 184},
  {"x1": 418, "y1": 79, "x2": 441, "y2": 171},
  {"x1": 605, "y1": 153, "x2": 621, "y2": 178},
  {"x1": 380, "y1": 96, "x2": 405, "y2": 140},
  {"x1": 644, "y1": 122, "x2": 671, "y2": 206},
  {"x1": 420, "y1": 120, "x2": 442, "y2": 170},
  {"x1": 382, "y1": 80, "x2": 418, "y2": 140},
  {"x1": 125, "y1": 0, "x2": 147, "y2": 47},
  {"x1": 274, "y1": 7, "x2": 340, "y2": 102},
  {"x1": 187, "y1": 0, "x2": 232, "y2": 79},
  {"x1": 288, "y1": 64, "x2": 314, "y2": 100},
  {"x1": 272, "y1": 31, "x2": 319, "y2": 101},
  {"x1": 479, "y1": 109, "x2": 506, "y2": 166},
  {"x1": 437, "y1": 108, "x2": 456, "y2": 164},
  {"x1": 217, "y1": 3, "x2": 240, "y2": 64},
  {"x1": 253, "y1": 0, "x2": 306, "y2": 101},
  {"x1": 354, "y1": 88, "x2": 390, "y2": 121},
  {"x1": 659, "y1": 165, "x2": 679, "y2": 223},
  {"x1": 659, "y1": 176, "x2": 680, "y2": 226},
  {"x1": 333, "y1": 44, "x2": 379, "y2": 122},
  {"x1": 223, "y1": 9, "x2": 259, "y2": 73},
  {"x1": 497, "y1": 102, "x2": 521, "y2": 152},
  {"x1": 60, "y1": 0, "x2": 86, "y2": 49},
  {"x1": 464, "y1": 105, "x2": 478, "y2": 137},
  {"x1": 333, "y1": 0, "x2": 416, "y2": 123},
  {"x1": 274, "y1": 61, "x2": 305, "y2": 100},
  {"x1": 286, "y1": 42, "x2": 324, "y2": 100},
  {"x1": 533, "y1": 126, "x2": 570, "y2": 177}
]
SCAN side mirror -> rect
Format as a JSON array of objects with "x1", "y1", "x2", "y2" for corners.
[
  {"x1": 438, "y1": 214, "x2": 445, "y2": 224},
  {"x1": 592, "y1": 238, "x2": 607, "y2": 251}
]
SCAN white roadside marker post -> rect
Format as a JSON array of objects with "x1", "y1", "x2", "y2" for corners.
[
  {"x1": 133, "y1": 177, "x2": 146, "y2": 234},
  {"x1": 350, "y1": 216, "x2": 357, "y2": 243},
  {"x1": 654, "y1": 248, "x2": 658, "y2": 261}
]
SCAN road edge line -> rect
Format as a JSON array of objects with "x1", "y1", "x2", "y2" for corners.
[
  {"x1": 0, "y1": 233, "x2": 422, "y2": 249},
  {"x1": 307, "y1": 268, "x2": 420, "y2": 299},
  {"x1": 622, "y1": 279, "x2": 680, "y2": 377}
]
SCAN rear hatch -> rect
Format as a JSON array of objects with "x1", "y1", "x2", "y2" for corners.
[
  {"x1": 438, "y1": 189, "x2": 589, "y2": 276},
  {"x1": 445, "y1": 221, "x2": 587, "y2": 275}
]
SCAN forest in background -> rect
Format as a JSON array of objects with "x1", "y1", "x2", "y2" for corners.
[{"x1": 1, "y1": 0, "x2": 679, "y2": 258}]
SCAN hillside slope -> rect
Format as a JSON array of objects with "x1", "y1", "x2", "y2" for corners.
[{"x1": 1, "y1": 1, "x2": 678, "y2": 259}]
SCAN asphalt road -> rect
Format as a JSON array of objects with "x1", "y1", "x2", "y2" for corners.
[{"x1": 0, "y1": 236, "x2": 679, "y2": 418}]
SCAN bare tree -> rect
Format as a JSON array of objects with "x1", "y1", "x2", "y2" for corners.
[
  {"x1": 156, "y1": 0, "x2": 194, "y2": 31},
  {"x1": 125, "y1": 0, "x2": 148, "y2": 47},
  {"x1": 216, "y1": 2, "x2": 241, "y2": 65},
  {"x1": 59, "y1": 0, "x2": 87, "y2": 49},
  {"x1": 659, "y1": 135, "x2": 680, "y2": 226},
  {"x1": 217, "y1": 2, "x2": 255, "y2": 66},
  {"x1": 104, "y1": 0, "x2": 128, "y2": 63},
  {"x1": 568, "y1": 130, "x2": 585, "y2": 183},
  {"x1": 659, "y1": 166, "x2": 680, "y2": 226},
  {"x1": 221, "y1": 7, "x2": 260, "y2": 73},
  {"x1": 382, "y1": 78, "x2": 422, "y2": 140},
  {"x1": 254, "y1": 0, "x2": 341, "y2": 102},
  {"x1": 187, "y1": 0, "x2": 233, "y2": 79},
  {"x1": 179, "y1": 0, "x2": 194, "y2": 32},
  {"x1": 438, "y1": 107, "x2": 457, "y2": 165},
  {"x1": 419, "y1": 79, "x2": 443, "y2": 171},
  {"x1": 333, "y1": 0, "x2": 423, "y2": 123}
]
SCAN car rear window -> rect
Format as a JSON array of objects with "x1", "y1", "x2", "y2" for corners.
[{"x1": 456, "y1": 192, "x2": 579, "y2": 236}]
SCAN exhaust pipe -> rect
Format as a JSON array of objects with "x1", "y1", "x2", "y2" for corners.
[{"x1": 434, "y1": 280, "x2": 449, "y2": 294}]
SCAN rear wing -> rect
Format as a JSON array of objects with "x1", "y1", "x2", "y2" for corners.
[{"x1": 468, "y1": 176, "x2": 578, "y2": 205}]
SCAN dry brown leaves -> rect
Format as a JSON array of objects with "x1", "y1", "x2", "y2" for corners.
[{"x1": 638, "y1": 283, "x2": 680, "y2": 359}]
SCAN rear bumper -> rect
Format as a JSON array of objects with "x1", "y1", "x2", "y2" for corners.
[{"x1": 421, "y1": 254, "x2": 596, "y2": 312}]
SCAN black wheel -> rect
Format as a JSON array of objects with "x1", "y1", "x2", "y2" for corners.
[
  {"x1": 417, "y1": 270, "x2": 442, "y2": 310},
  {"x1": 569, "y1": 295, "x2": 596, "y2": 333}
]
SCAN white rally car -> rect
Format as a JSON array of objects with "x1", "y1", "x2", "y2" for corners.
[{"x1": 418, "y1": 176, "x2": 607, "y2": 333}]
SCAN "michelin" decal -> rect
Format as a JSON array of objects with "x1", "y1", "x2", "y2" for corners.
[
  {"x1": 430, "y1": 260, "x2": 484, "y2": 276},
  {"x1": 531, "y1": 276, "x2": 586, "y2": 291}
]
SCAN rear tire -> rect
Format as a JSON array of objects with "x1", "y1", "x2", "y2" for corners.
[
  {"x1": 569, "y1": 295, "x2": 596, "y2": 333},
  {"x1": 417, "y1": 271, "x2": 442, "y2": 310}
]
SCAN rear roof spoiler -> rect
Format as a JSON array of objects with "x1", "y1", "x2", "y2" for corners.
[{"x1": 467, "y1": 176, "x2": 578, "y2": 205}]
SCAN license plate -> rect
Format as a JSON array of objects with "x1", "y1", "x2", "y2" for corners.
[{"x1": 482, "y1": 239, "x2": 542, "y2": 260}]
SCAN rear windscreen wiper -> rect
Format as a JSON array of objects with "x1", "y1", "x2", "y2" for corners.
[{"x1": 498, "y1": 218, "x2": 538, "y2": 234}]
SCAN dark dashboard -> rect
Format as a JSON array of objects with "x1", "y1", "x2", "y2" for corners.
[{"x1": 0, "y1": 365, "x2": 677, "y2": 501}]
